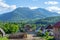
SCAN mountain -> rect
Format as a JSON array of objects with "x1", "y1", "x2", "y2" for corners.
[
  {"x1": 0, "y1": 7, "x2": 59, "y2": 22},
  {"x1": 32, "y1": 16, "x2": 60, "y2": 26}
]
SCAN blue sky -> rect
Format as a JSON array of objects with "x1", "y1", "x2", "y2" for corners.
[{"x1": 0, "y1": 0, "x2": 60, "y2": 14}]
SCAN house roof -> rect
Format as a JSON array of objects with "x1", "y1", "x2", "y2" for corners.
[
  {"x1": 53, "y1": 22, "x2": 60, "y2": 28},
  {"x1": 46, "y1": 25, "x2": 53, "y2": 29},
  {"x1": 40, "y1": 26, "x2": 45, "y2": 30},
  {"x1": 24, "y1": 24, "x2": 31, "y2": 28}
]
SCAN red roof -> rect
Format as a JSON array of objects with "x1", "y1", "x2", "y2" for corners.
[{"x1": 53, "y1": 22, "x2": 60, "y2": 28}]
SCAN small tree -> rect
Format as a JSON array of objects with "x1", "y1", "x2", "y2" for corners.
[
  {"x1": 2, "y1": 23, "x2": 19, "y2": 34},
  {"x1": 37, "y1": 30, "x2": 45, "y2": 37},
  {"x1": 10, "y1": 24, "x2": 19, "y2": 33},
  {"x1": 31, "y1": 24, "x2": 36, "y2": 31},
  {"x1": 44, "y1": 32, "x2": 54, "y2": 40}
]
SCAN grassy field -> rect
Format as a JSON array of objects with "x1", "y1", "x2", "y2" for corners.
[{"x1": 0, "y1": 37, "x2": 8, "y2": 40}]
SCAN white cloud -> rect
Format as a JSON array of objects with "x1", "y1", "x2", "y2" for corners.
[
  {"x1": 46, "y1": 6, "x2": 60, "y2": 14},
  {"x1": 44, "y1": 1, "x2": 60, "y2": 14},
  {"x1": 0, "y1": 0, "x2": 3, "y2": 1},
  {"x1": 46, "y1": 6, "x2": 60, "y2": 11},
  {"x1": 0, "y1": 0, "x2": 16, "y2": 14},
  {"x1": 29, "y1": 7, "x2": 38, "y2": 9},
  {"x1": 44, "y1": 1, "x2": 58, "y2": 5},
  {"x1": 57, "y1": 12, "x2": 60, "y2": 14},
  {"x1": 10, "y1": 5, "x2": 16, "y2": 9}
]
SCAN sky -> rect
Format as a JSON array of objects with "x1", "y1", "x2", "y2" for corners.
[{"x1": 0, "y1": 0, "x2": 60, "y2": 14}]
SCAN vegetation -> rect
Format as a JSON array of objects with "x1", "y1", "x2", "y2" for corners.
[
  {"x1": 0, "y1": 17, "x2": 56, "y2": 40},
  {"x1": 27, "y1": 16, "x2": 60, "y2": 27},
  {"x1": 1, "y1": 23, "x2": 19, "y2": 34},
  {"x1": 0, "y1": 37, "x2": 8, "y2": 40},
  {"x1": 44, "y1": 32, "x2": 54, "y2": 40},
  {"x1": 0, "y1": 16, "x2": 59, "y2": 34},
  {"x1": 37, "y1": 30, "x2": 45, "y2": 37},
  {"x1": 36, "y1": 31, "x2": 54, "y2": 40}
]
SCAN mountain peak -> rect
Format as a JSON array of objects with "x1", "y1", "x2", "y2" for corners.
[{"x1": 0, "y1": 7, "x2": 59, "y2": 22}]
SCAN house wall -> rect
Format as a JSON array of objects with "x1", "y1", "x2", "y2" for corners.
[{"x1": 53, "y1": 27, "x2": 60, "y2": 40}]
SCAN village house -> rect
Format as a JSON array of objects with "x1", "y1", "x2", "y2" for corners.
[
  {"x1": 40, "y1": 26, "x2": 46, "y2": 34},
  {"x1": 53, "y1": 22, "x2": 60, "y2": 40},
  {"x1": 37, "y1": 25, "x2": 53, "y2": 35},
  {"x1": 45, "y1": 25, "x2": 53, "y2": 36},
  {"x1": 24, "y1": 24, "x2": 32, "y2": 32}
]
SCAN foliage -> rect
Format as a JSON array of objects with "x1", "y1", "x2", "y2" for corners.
[
  {"x1": 19, "y1": 28, "x2": 25, "y2": 32},
  {"x1": 0, "y1": 37, "x2": 8, "y2": 40},
  {"x1": 28, "y1": 16, "x2": 60, "y2": 27},
  {"x1": 36, "y1": 30, "x2": 45, "y2": 37},
  {"x1": 31, "y1": 24, "x2": 36, "y2": 30},
  {"x1": 36, "y1": 31, "x2": 54, "y2": 40},
  {"x1": 44, "y1": 32, "x2": 54, "y2": 40},
  {"x1": 2, "y1": 23, "x2": 19, "y2": 34}
]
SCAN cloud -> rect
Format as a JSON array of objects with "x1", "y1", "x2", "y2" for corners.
[
  {"x1": 10, "y1": 5, "x2": 16, "y2": 9},
  {"x1": 58, "y1": 12, "x2": 60, "y2": 14},
  {"x1": 46, "y1": 6, "x2": 60, "y2": 14},
  {"x1": 44, "y1": 1, "x2": 58, "y2": 5},
  {"x1": 0, "y1": 0, "x2": 16, "y2": 14},
  {"x1": 44, "y1": 1, "x2": 60, "y2": 14},
  {"x1": 29, "y1": 7, "x2": 38, "y2": 9},
  {"x1": 0, "y1": 0, "x2": 3, "y2": 1}
]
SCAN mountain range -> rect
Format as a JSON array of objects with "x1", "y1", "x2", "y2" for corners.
[
  {"x1": 33, "y1": 16, "x2": 60, "y2": 26},
  {"x1": 0, "y1": 7, "x2": 59, "y2": 22}
]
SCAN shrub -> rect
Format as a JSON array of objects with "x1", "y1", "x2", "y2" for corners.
[
  {"x1": 2, "y1": 23, "x2": 19, "y2": 34},
  {"x1": 0, "y1": 37, "x2": 8, "y2": 40},
  {"x1": 36, "y1": 30, "x2": 45, "y2": 37}
]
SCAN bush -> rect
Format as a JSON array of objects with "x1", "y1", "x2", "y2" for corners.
[
  {"x1": 36, "y1": 30, "x2": 45, "y2": 37},
  {"x1": 2, "y1": 23, "x2": 19, "y2": 34},
  {"x1": 36, "y1": 31, "x2": 54, "y2": 40},
  {"x1": 0, "y1": 37, "x2": 8, "y2": 40},
  {"x1": 44, "y1": 32, "x2": 54, "y2": 40}
]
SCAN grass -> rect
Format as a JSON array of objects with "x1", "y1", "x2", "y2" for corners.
[
  {"x1": 0, "y1": 37, "x2": 8, "y2": 40},
  {"x1": 44, "y1": 36, "x2": 54, "y2": 40}
]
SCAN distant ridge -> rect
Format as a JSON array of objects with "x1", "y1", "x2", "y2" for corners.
[{"x1": 0, "y1": 7, "x2": 59, "y2": 22}]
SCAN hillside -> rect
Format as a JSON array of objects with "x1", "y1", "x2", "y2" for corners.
[
  {"x1": 32, "y1": 16, "x2": 60, "y2": 26},
  {"x1": 0, "y1": 7, "x2": 59, "y2": 22}
]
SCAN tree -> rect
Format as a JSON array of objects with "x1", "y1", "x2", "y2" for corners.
[
  {"x1": 31, "y1": 24, "x2": 36, "y2": 30},
  {"x1": 2, "y1": 23, "x2": 19, "y2": 34},
  {"x1": 10, "y1": 24, "x2": 19, "y2": 33},
  {"x1": 36, "y1": 30, "x2": 45, "y2": 37}
]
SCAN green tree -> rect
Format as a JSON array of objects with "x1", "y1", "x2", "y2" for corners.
[
  {"x1": 44, "y1": 32, "x2": 54, "y2": 40},
  {"x1": 2, "y1": 23, "x2": 19, "y2": 34},
  {"x1": 10, "y1": 24, "x2": 19, "y2": 33},
  {"x1": 31, "y1": 24, "x2": 36, "y2": 30}
]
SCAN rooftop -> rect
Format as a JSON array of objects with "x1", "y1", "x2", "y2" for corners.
[{"x1": 53, "y1": 22, "x2": 60, "y2": 28}]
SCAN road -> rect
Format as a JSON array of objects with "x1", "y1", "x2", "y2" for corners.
[{"x1": 9, "y1": 34, "x2": 44, "y2": 40}]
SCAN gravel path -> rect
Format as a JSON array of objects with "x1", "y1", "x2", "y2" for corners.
[{"x1": 9, "y1": 34, "x2": 44, "y2": 40}]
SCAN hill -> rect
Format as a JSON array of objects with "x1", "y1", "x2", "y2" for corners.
[
  {"x1": 0, "y1": 7, "x2": 59, "y2": 22},
  {"x1": 32, "y1": 16, "x2": 60, "y2": 26}
]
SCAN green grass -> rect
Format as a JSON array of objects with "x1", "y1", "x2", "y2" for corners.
[
  {"x1": 44, "y1": 36, "x2": 54, "y2": 40},
  {"x1": 0, "y1": 37, "x2": 8, "y2": 40}
]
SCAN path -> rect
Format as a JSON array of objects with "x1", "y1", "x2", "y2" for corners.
[{"x1": 9, "y1": 34, "x2": 44, "y2": 40}]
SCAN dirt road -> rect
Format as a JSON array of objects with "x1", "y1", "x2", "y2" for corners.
[{"x1": 9, "y1": 34, "x2": 44, "y2": 40}]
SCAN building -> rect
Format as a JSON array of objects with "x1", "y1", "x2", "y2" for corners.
[
  {"x1": 46, "y1": 25, "x2": 53, "y2": 30},
  {"x1": 53, "y1": 22, "x2": 60, "y2": 40},
  {"x1": 24, "y1": 24, "x2": 32, "y2": 32},
  {"x1": 46, "y1": 25, "x2": 53, "y2": 36}
]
